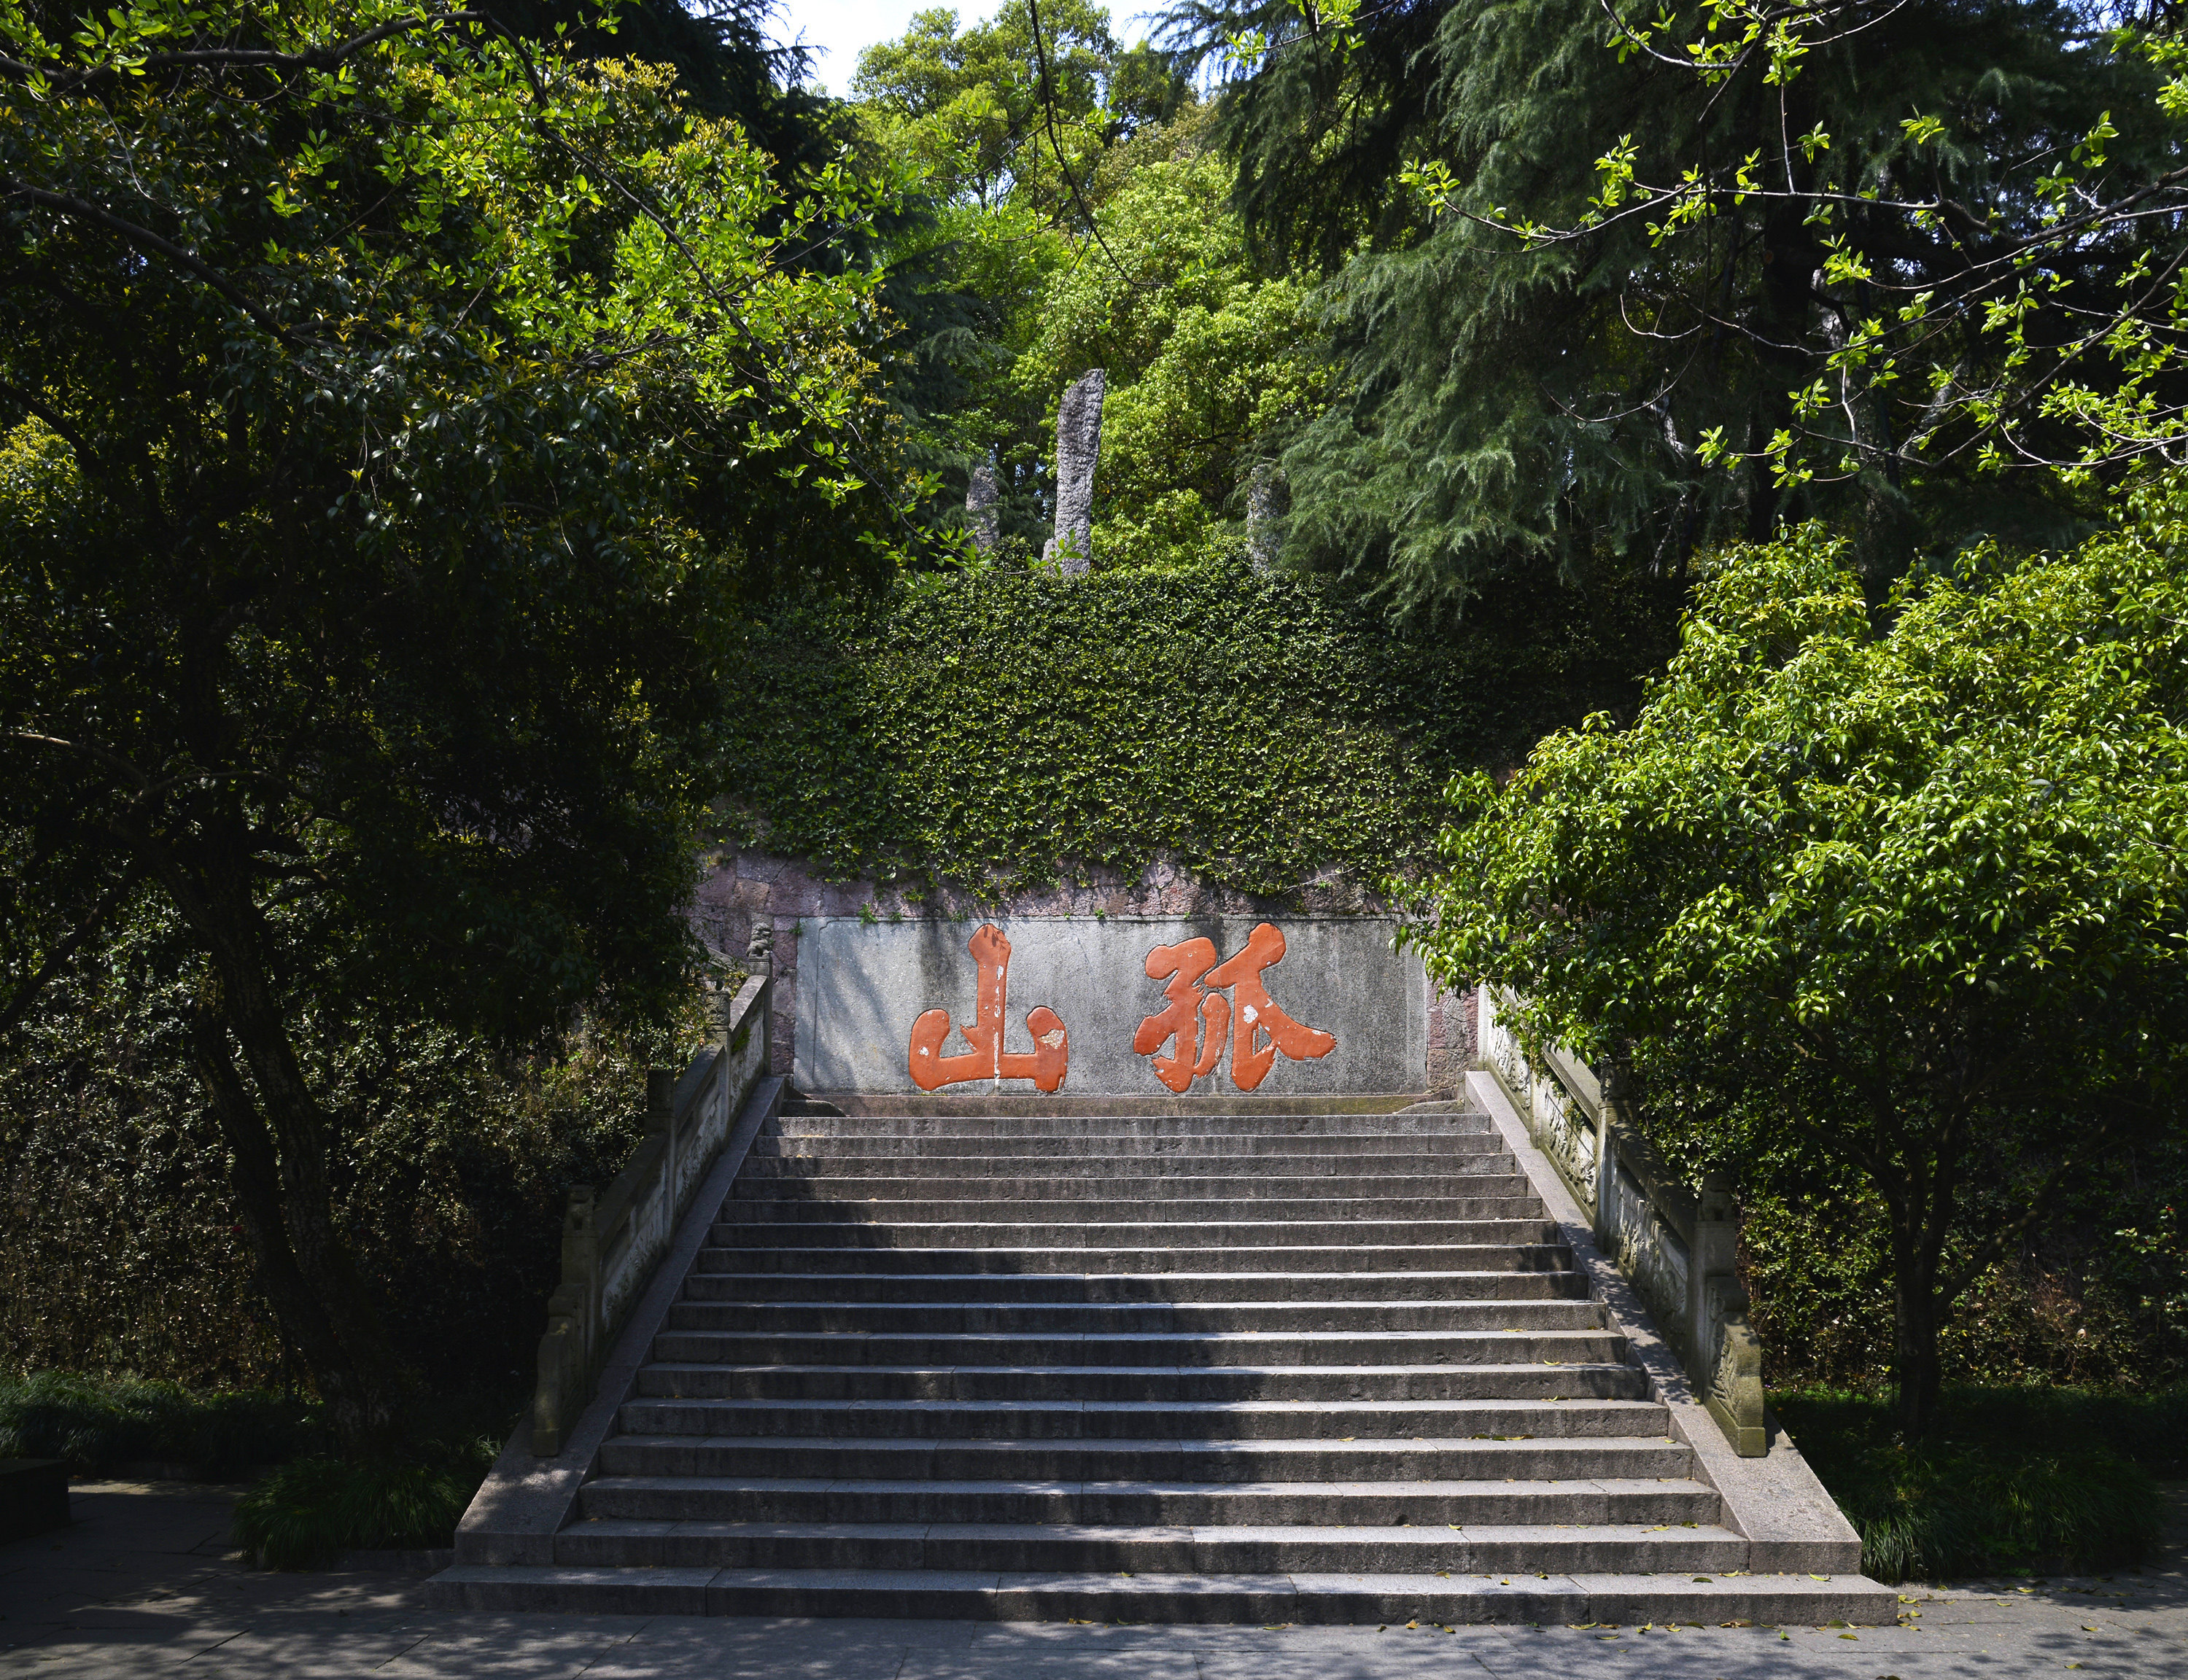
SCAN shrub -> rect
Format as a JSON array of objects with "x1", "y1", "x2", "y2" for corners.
[
  {"x1": 1777, "y1": 1387, "x2": 2171, "y2": 1582},
  {"x1": 0, "y1": 909, "x2": 685, "y2": 1393},
  {"x1": 1742, "y1": 1143, "x2": 2188, "y2": 1397},
  {"x1": 0, "y1": 1372, "x2": 321, "y2": 1474},
  {"x1": 228, "y1": 1389, "x2": 507, "y2": 1568},
  {"x1": 233, "y1": 1456, "x2": 482, "y2": 1569}
]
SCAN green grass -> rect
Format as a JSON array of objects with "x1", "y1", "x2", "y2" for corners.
[
  {"x1": 230, "y1": 1390, "x2": 509, "y2": 1568},
  {"x1": 0, "y1": 1371, "x2": 322, "y2": 1473},
  {"x1": 232, "y1": 1455, "x2": 484, "y2": 1568},
  {"x1": 1776, "y1": 1386, "x2": 2176, "y2": 1583}
]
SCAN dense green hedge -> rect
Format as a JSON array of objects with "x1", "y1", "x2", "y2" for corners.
[
  {"x1": 716, "y1": 561, "x2": 1683, "y2": 895},
  {"x1": 0, "y1": 1372, "x2": 320, "y2": 1472},
  {"x1": 0, "y1": 902, "x2": 686, "y2": 1394}
]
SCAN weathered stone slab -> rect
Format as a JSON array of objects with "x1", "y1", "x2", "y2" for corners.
[
  {"x1": 1246, "y1": 462, "x2": 1279, "y2": 573},
  {"x1": 1047, "y1": 368, "x2": 1103, "y2": 576},
  {"x1": 794, "y1": 917, "x2": 1426, "y2": 1096},
  {"x1": 965, "y1": 462, "x2": 999, "y2": 556}
]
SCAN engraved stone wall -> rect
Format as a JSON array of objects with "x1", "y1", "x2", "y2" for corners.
[{"x1": 692, "y1": 847, "x2": 1469, "y2": 1095}]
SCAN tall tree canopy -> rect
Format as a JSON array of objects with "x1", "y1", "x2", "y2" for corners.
[
  {"x1": 856, "y1": 0, "x2": 1185, "y2": 211},
  {"x1": 1015, "y1": 139, "x2": 1327, "y2": 567},
  {"x1": 847, "y1": 1, "x2": 1216, "y2": 556},
  {"x1": 1411, "y1": 506, "x2": 2188, "y2": 1436},
  {"x1": 499, "y1": 0, "x2": 841, "y2": 171},
  {"x1": 0, "y1": 0, "x2": 893, "y2": 1447},
  {"x1": 1166, "y1": 0, "x2": 2188, "y2": 612}
]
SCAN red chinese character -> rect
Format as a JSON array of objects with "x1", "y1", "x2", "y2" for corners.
[
  {"x1": 1132, "y1": 938, "x2": 1232, "y2": 1094},
  {"x1": 909, "y1": 923, "x2": 1068, "y2": 1092},
  {"x1": 1133, "y1": 922, "x2": 1335, "y2": 1093}
]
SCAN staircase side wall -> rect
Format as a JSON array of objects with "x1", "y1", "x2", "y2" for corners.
[
  {"x1": 1467, "y1": 1069, "x2": 1864, "y2": 1574},
  {"x1": 455, "y1": 1075, "x2": 786, "y2": 1566}
]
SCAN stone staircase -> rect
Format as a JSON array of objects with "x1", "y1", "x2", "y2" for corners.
[{"x1": 432, "y1": 1098, "x2": 1890, "y2": 1625}]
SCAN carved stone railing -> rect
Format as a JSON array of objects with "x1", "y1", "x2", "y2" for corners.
[
  {"x1": 529, "y1": 970, "x2": 772, "y2": 1455},
  {"x1": 1480, "y1": 984, "x2": 1766, "y2": 1455}
]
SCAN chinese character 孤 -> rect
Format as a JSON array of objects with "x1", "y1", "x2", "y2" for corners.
[
  {"x1": 1133, "y1": 922, "x2": 1335, "y2": 1093},
  {"x1": 908, "y1": 922, "x2": 1068, "y2": 1092}
]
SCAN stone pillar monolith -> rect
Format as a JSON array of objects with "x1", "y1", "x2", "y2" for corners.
[
  {"x1": 1046, "y1": 368, "x2": 1103, "y2": 576},
  {"x1": 965, "y1": 461, "x2": 1000, "y2": 556},
  {"x1": 1246, "y1": 461, "x2": 1279, "y2": 574}
]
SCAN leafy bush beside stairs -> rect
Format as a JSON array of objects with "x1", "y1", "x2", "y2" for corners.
[
  {"x1": 233, "y1": 1451, "x2": 495, "y2": 1569},
  {"x1": 0, "y1": 1372, "x2": 321, "y2": 1473},
  {"x1": 232, "y1": 1391, "x2": 508, "y2": 1568},
  {"x1": 1777, "y1": 1388, "x2": 2177, "y2": 1582}
]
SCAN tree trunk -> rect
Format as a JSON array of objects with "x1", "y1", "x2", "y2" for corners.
[
  {"x1": 1890, "y1": 1259, "x2": 1944, "y2": 1440},
  {"x1": 1881, "y1": 1130, "x2": 1958, "y2": 1442},
  {"x1": 187, "y1": 1011, "x2": 395, "y2": 1447},
  {"x1": 160, "y1": 837, "x2": 404, "y2": 1456}
]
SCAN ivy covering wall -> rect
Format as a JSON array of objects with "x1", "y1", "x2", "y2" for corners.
[{"x1": 716, "y1": 561, "x2": 1682, "y2": 897}]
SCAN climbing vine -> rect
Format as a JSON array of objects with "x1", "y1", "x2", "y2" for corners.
[{"x1": 717, "y1": 561, "x2": 1678, "y2": 898}]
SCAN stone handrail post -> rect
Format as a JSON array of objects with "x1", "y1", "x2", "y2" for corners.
[
  {"x1": 1694, "y1": 1170, "x2": 1764, "y2": 1453},
  {"x1": 1691, "y1": 1172, "x2": 1737, "y2": 1341},
  {"x1": 1593, "y1": 1059, "x2": 1623, "y2": 1247}
]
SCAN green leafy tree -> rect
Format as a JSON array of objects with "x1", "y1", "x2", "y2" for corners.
[
  {"x1": 0, "y1": 892, "x2": 694, "y2": 1396},
  {"x1": 496, "y1": 0, "x2": 843, "y2": 174},
  {"x1": 1165, "y1": 0, "x2": 2180, "y2": 610},
  {"x1": 1017, "y1": 141, "x2": 1327, "y2": 567},
  {"x1": 1408, "y1": 505, "x2": 2188, "y2": 1437},
  {"x1": 0, "y1": 1, "x2": 891, "y2": 1450},
  {"x1": 848, "y1": 1, "x2": 1204, "y2": 554},
  {"x1": 854, "y1": 1, "x2": 1182, "y2": 211},
  {"x1": 1473, "y1": 2, "x2": 2188, "y2": 499}
]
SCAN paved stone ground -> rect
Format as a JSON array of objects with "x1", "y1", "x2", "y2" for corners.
[{"x1": 3, "y1": 1480, "x2": 2186, "y2": 1677}]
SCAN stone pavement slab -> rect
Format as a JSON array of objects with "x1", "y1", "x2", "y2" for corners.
[{"x1": 4, "y1": 1480, "x2": 2187, "y2": 1676}]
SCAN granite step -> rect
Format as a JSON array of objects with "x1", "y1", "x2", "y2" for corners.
[
  {"x1": 573, "y1": 1474, "x2": 1723, "y2": 1528},
  {"x1": 735, "y1": 1164, "x2": 1523, "y2": 1190},
  {"x1": 646, "y1": 1329, "x2": 1630, "y2": 1369},
  {"x1": 594, "y1": 1434, "x2": 1696, "y2": 1482},
  {"x1": 676, "y1": 1268, "x2": 1589, "y2": 1302},
  {"x1": 430, "y1": 1564, "x2": 1896, "y2": 1625},
  {"x1": 765, "y1": 1113, "x2": 1500, "y2": 1140},
  {"x1": 628, "y1": 1362, "x2": 1651, "y2": 1404},
  {"x1": 713, "y1": 1199, "x2": 1546, "y2": 1225},
  {"x1": 656, "y1": 1298, "x2": 1608, "y2": 1334},
  {"x1": 749, "y1": 1133, "x2": 1512, "y2": 1160},
  {"x1": 703, "y1": 1221, "x2": 1566, "y2": 1251},
  {"x1": 613, "y1": 1397, "x2": 1669, "y2": 1442},
  {"x1": 546, "y1": 1519, "x2": 1750, "y2": 1574},
  {"x1": 693, "y1": 1240, "x2": 1575, "y2": 1273}
]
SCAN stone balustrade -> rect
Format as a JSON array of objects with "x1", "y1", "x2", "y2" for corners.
[
  {"x1": 528, "y1": 970, "x2": 773, "y2": 1456},
  {"x1": 1478, "y1": 985, "x2": 1766, "y2": 1456}
]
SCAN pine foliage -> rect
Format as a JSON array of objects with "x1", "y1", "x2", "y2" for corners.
[{"x1": 1168, "y1": 0, "x2": 2166, "y2": 610}]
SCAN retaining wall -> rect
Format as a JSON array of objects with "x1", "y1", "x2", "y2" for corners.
[{"x1": 694, "y1": 848, "x2": 1475, "y2": 1098}]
